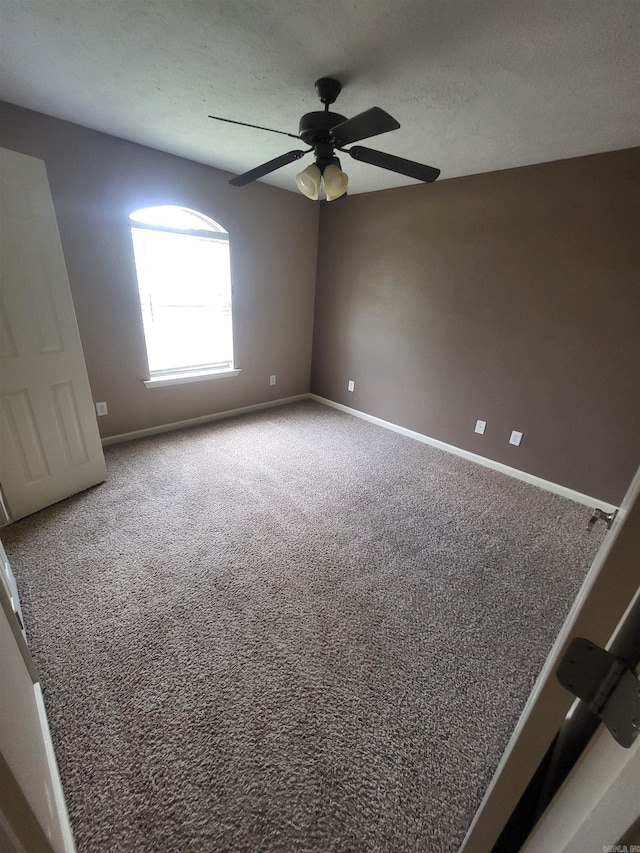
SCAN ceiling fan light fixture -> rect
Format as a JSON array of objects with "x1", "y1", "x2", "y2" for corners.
[
  {"x1": 323, "y1": 164, "x2": 349, "y2": 201},
  {"x1": 295, "y1": 164, "x2": 322, "y2": 199}
]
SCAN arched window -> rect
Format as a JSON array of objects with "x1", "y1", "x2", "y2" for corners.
[{"x1": 129, "y1": 206, "x2": 237, "y2": 387}]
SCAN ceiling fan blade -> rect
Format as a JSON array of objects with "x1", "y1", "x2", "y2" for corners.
[
  {"x1": 229, "y1": 150, "x2": 307, "y2": 187},
  {"x1": 331, "y1": 107, "x2": 400, "y2": 146},
  {"x1": 209, "y1": 114, "x2": 300, "y2": 140},
  {"x1": 348, "y1": 146, "x2": 440, "y2": 183}
]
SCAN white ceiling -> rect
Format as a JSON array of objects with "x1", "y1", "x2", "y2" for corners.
[{"x1": 1, "y1": 0, "x2": 638, "y2": 195}]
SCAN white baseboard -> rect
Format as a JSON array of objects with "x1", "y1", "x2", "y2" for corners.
[
  {"x1": 101, "y1": 395, "x2": 309, "y2": 446},
  {"x1": 102, "y1": 391, "x2": 618, "y2": 513},
  {"x1": 309, "y1": 394, "x2": 618, "y2": 513}
]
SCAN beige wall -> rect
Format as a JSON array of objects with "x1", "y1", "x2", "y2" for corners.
[
  {"x1": 0, "y1": 103, "x2": 319, "y2": 438},
  {"x1": 311, "y1": 148, "x2": 640, "y2": 505}
]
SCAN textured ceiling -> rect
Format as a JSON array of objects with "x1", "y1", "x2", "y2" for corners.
[{"x1": 1, "y1": 0, "x2": 638, "y2": 195}]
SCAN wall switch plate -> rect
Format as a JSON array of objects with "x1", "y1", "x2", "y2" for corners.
[
  {"x1": 269, "y1": 375, "x2": 276, "y2": 386},
  {"x1": 509, "y1": 430, "x2": 523, "y2": 446},
  {"x1": 347, "y1": 380, "x2": 355, "y2": 392},
  {"x1": 96, "y1": 402, "x2": 108, "y2": 416},
  {"x1": 475, "y1": 419, "x2": 487, "y2": 435}
]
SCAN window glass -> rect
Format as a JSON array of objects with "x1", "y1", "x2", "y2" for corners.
[
  {"x1": 130, "y1": 205, "x2": 225, "y2": 233},
  {"x1": 130, "y1": 207, "x2": 233, "y2": 377}
]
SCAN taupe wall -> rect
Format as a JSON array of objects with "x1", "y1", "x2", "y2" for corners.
[
  {"x1": 0, "y1": 103, "x2": 319, "y2": 438},
  {"x1": 2, "y1": 101, "x2": 638, "y2": 504},
  {"x1": 311, "y1": 149, "x2": 640, "y2": 505}
]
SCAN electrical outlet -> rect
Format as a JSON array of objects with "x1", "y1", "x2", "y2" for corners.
[
  {"x1": 96, "y1": 402, "x2": 108, "y2": 416},
  {"x1": 269, "y1": 375, "x2": 276, "y2": 386},
  {"x1": 347, "y1": 380, "x2": 355, "y2": 392},
  {"x1": 475, "y1": 419, "x2": 486, "y2": 435},
  {"x1": 509, "y1": 430, "x2": 523, "y2": 446}
]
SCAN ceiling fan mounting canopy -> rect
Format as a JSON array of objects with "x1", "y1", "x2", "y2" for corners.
[
  {"x1": 209, "y1": 77, "x2": 441, "y2": 191},
  {"x1": 314, "y1": 76, "x2": 342, "y2": 106}
]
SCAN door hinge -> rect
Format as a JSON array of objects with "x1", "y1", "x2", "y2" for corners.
[
  {"x1": 557, "y1": 637, "x2": 640, "y2": 747},
  {"x1": 586, "y1": 507, "x2": 617, "y2": 531}
]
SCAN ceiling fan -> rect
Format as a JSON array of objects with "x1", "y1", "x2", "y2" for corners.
[{"x1": 209, "y1": 77, "x2": 440, "y2": 200}]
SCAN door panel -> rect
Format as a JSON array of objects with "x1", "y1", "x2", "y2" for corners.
[{"x1": 0, "y1": 147, "x2": 106, "y2": 520}]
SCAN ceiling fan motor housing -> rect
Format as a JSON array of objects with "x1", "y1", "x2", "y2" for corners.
[{"x1": 298, "y1": 111, "x2": 347, "y2": 147}]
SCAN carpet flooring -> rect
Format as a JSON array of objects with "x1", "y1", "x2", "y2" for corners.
[{"x1": 1, "y1": 400, "x2": 605, "y2": 852}]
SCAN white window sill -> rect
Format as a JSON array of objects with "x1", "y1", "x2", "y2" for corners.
[{"x1": 143, "y1": 368, "x2": 241, "y2": 388}]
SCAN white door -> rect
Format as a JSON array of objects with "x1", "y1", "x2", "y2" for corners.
[
  {"x1": 0, "y1": 147, "x2": 106, "y2": 520},
  {"x1": 460, "y1": 464, "x2": 640, "y2": 851}
]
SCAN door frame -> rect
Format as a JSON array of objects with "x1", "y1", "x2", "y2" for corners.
[
  {"x1": 0, "y1": 543, "x2": 76, "y2": 852},
  {"x1": 520, "y1": 585, "x2": 640, "y2": 852},
  {"x1": 460, "y1": 463, "x2": 640, "y2": 852}
]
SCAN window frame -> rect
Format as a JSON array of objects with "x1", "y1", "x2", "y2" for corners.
[{"x1": 129, "y1": 207, "x2": 240, "y2": 388}]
